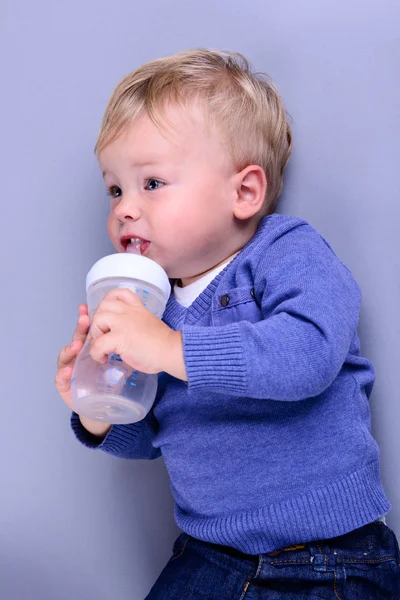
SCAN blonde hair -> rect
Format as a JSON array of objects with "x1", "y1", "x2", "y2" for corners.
[{"x1": 95, "y1": 48, "x2": 293, "y2": 212}]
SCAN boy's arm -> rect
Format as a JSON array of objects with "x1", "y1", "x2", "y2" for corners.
[
  {"x1": 179, "y1": 228, "x2": 361, "y2": 401},
  {"x1": 70, "y1": 376, "x2": 167, "y2": 459},
  {"x1": 70, "y1": 410, "x2": 161, "y2": 459}
]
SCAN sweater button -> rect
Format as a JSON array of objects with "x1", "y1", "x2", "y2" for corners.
[{"x1": 220, "y1": 294, "x2": 230, "y2": 307}]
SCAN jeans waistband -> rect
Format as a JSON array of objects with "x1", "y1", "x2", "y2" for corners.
[{"x1": 200, "y1": 519, "x2": 398, "y2": 563}]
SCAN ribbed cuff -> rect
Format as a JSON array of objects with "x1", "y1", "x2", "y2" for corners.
[
  {"x1": 70, "y1": 411, "x2": 110, "y2": 449},
  {"x1": 70, "y1": 411, "x2": 140, "y2": 455},
  {"x1": 182, "y1": 323, "x2": 247, "y2": 394}
]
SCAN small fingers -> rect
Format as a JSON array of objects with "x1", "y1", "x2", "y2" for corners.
[
  {"x1": 78, "y1": 303, "x2": 89, "y2": 316},
  {"x1": 54, "y1": 366, "x2": 75, "y2": 408},
  {"x1": 57, "y1": 340, "x2": 82, "y2": 370},
  {"x1": 89, "y1": 331, "x2": 115, "y2": 364},
  {"x1": 55, "y1": 365, "x2": 72, "y2": 391},
  {"x1": 56, "y1": 305, "x2": 89, "y2": 371},
  {"x1": 56, "y1": 363, "x2": 72, "y2": 378},
  {"x1": 72, "y1": 314, "x2": 90, "y2": 343}
]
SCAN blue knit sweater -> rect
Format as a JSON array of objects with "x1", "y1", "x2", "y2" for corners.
[{"x1": 71, "y1": 214, "x2": 390, "y2": 554}]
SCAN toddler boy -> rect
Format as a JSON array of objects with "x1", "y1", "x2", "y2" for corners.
[{"x1": 56, "y1": 49, "x2": 399, "y2": 598}]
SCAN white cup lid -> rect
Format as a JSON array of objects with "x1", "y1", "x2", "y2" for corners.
[{"x1": 86, "y1": 253, "x2": 171, "y2": 302}]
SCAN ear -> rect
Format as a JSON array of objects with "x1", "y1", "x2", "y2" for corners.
[{"x1": 232, "y1": 165, "x2": 267, "y2": 220}]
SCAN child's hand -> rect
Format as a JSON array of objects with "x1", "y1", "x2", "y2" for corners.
[
  {"x1": 55, "y1": 305, "x2": 112, "y2": 436},
  {"x1": 88, "y1": 288, "x2": 187, "y2": 380},
  {"x1": 55, "y1": 304, "x2": 90, "y2": 410}
]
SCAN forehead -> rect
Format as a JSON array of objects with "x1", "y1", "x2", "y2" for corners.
[{"x1": 99, "y1": 103, "x2": 229, "y2": 171}]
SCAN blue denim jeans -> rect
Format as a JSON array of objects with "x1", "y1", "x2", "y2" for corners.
[{"x1": 145, "y1": 521, "x2": 400, "y2": 599}]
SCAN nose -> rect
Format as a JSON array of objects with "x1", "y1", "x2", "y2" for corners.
[{"x1": 113, "y1": 192, "x2": 141, "y2": 223}]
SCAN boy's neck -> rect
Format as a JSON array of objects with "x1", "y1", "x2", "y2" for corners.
[
  {"x1": 177, "y1": 216, "x2": 263, "y2": 288},
  {"x1": 178, "y1": 250, "x2": 240, "y2": 288}
]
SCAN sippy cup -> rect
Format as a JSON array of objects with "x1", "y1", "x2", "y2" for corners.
[{"x1": 71, "y1": 251, "x2": 170, "y2": 424}]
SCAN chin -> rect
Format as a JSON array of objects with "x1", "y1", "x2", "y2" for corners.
[
  {"x1": 150, "y1": 256, "x2": 170, "y2": 275},
  {"x1": 162, "y1": 265, "x2": 180, "y2": 279}
]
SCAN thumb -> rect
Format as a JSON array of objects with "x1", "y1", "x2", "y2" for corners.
[{"x1": 89, "y1": 331, "x2": 119, "y2": 363}]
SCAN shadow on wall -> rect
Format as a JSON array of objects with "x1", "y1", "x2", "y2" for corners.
[
  {"x1": 1, "y1": 458, "x2": 178, "y2": 600},
  {"x1": 108, "y1": 456, "x2": 179, "y2": 566}
]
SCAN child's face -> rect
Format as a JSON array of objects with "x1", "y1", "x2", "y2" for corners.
[{"x1": 99, "y1": 105, "x2": 245, "y2": 284}]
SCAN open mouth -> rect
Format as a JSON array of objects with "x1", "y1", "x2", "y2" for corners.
[{"x1": 123, "y1": 237, "x2": 151, "y2": 256}]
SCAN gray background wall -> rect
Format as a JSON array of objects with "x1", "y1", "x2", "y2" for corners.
[{"x1": 1, "y1": 1, "x2": 398, "y2": 598}]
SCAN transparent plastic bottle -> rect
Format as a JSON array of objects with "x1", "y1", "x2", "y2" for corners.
[{"x1": 71, "y1": 252, "x2": 170, "y2": 424}]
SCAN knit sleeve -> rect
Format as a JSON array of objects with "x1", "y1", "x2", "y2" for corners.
[
  {"x1": 182, "y1": 226, "x2": 361, "y2": 401},
  {"x1": 70, "y1": 404, "x2": 161, "y2": 460}
]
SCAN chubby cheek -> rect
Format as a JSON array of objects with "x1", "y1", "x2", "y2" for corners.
[
  {"x1": 107, "y1": 215, "x2": 119, "y2": 249},
  {"x1": 165, "y1": 226, "x2": 215, "y2": 265},
  {"x1": 160, "y1": 210, "x2": 199, "y2": 245}
]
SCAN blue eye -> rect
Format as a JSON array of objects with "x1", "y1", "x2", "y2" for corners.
[
  {"x1": 145, "y1": 179, "x2": 164, "y2": 191},
  {"x1": 106, "y1": 186, "x2": 122, "y2": 199}
]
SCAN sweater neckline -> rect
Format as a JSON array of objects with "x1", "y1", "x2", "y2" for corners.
[
  {"x1": 163, "y1": 215, "x2": 273, "y2": 328},
  {"x1": 164, "y1": 270, "x2": 223, "y2": 327}
]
